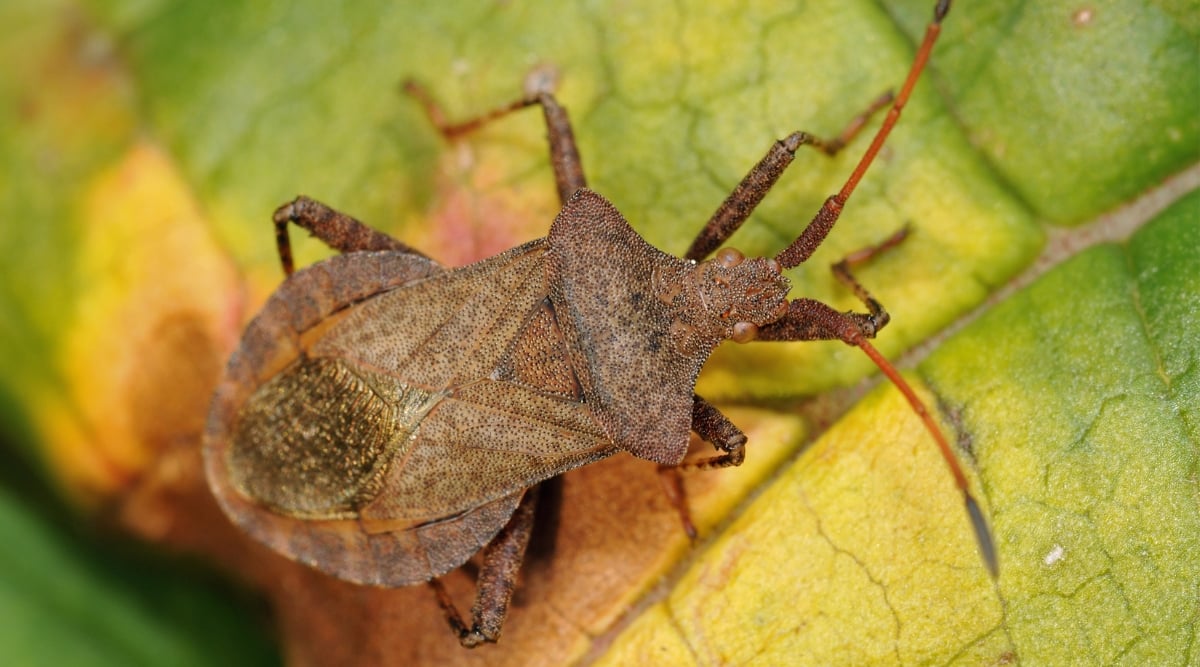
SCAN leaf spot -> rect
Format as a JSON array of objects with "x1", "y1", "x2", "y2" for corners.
[{"x1": 1043, "y1": 544, "x2": 1065, "y2": 567}]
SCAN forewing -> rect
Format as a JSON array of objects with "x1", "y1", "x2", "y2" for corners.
[
  {"x1": 358, "y1": 380, "x2": 616, "y2": 523},
  {"x1": 208, "y1": 242, "x2": 619, "y2": 585},
  {"x1": 312, "y1": 239, "x2": 550, "y2": 387},
  {"x1": 218, "y1": 240, "x2": 616, "y2": 583},
  {"x1": 309, "y1": 240, "x2": 616, "y2": 521}
]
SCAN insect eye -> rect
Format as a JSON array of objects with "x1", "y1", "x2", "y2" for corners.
[
  {"x1": 731, "y1": 321, "x2": 758, "y2": 343},
  {"x1": 715, "y1": 247, "x2": 745, "y2": 268}
]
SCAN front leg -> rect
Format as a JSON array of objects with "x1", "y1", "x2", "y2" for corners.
[
  {"x1": 685, "y1": 91, "x2": 894, "y2": 262},
  {"x1": 272, "y1": 196, "x2": 430, "y2": 276},
  {"x1": 658, "y1": 395, "x2": 748, "y2": 539},
  {"x1": 682, "y1": 394, "x2": 747, "y2": 471},
  {"x1": 758, "y1": 225, "x2": 910, "y2": 344},
  {"x1": 662, "y1": 231, "x2": 908, "y2": 538}
]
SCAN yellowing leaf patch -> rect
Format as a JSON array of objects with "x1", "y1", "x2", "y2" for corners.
[{"x1": 44, "y1": 142, "x2": 239, "y2": 503}]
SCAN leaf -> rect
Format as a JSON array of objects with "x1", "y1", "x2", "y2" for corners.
[
  {"x1": 921, "y1": 193, "x2": 1200, "y2": 663},
  {"x1": 0, "y1": 484, "x2": 278, "y2": 667},
  {"x1": 888, "y1": 0, "x2": 1200, "y2": 223},
  {"x1": 0, "y1": 0, "x2": 1197, "y2": 665}
]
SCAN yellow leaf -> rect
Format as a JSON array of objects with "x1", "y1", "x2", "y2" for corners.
[{"x1": 43, "y1": 141, "x2": 239, "y2": 504}]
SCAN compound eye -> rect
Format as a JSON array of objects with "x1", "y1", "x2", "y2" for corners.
[
  {"x1": 731, "y1": 321, "x2": 759, "y2": 343},
  {"x1": 715, "y1": 247, "x2": 745, "y2": 269}
]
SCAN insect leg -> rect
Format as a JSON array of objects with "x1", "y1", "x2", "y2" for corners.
[
  {"x1": 522, "y1": 477, "x2": 563, "y2": 571},
  {"x1": 271, "y1": 196, "x2": 429, "y2": 276},
  {"x1": 406, "y1": 66, "x2": 586, "y2": 205},
  {"x1": 655, "y1": 467, "x2": 697, "y2": 541},
  {"x1": 831, "y1": 224, "x2": 911, "y2": 321},
  {"x1": 684, "y1": 92, "x2": 893, "y2": 262},
  {"x1": 760, "y1": 225, "x2": 913, "y2": 344},
  {"x1": 430, "y1": 486, "x2": 540, "y2": 648},
  {"x1": 681, "y1": 394, "x2": 747, "y2": 471},
  {"x1": 657, "y1": 395, "x2": 749, "y2": 539}
]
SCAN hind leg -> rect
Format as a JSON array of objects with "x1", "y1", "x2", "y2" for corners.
[{"x1": 428, "y1": 486, "x2": 540, "y2": 648}]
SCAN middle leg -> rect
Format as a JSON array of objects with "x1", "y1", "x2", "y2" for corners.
[{"x1": 406, "y1": 66, "x2": 587, "y2": 206}]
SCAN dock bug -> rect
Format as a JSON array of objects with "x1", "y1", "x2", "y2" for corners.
[{"x1": 204, "y1": 0, "x2": 993, "y2": 648}]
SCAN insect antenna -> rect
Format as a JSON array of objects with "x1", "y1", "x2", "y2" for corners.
[
  {"x1": 774, "y1": 0, "x2": 950, "y2": 271},
  {"x1": 857, "y1": 339, "x2": 998, "y2": 577},
  {"x1": 772, "y1": 0, "x2": 998, "y2": 576}
]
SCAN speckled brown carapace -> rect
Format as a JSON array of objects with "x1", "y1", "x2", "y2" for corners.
[{"x1": 206, "y1": 188, "x2": 789, "y2": 590}]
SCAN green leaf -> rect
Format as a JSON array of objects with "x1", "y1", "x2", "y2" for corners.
[
  {"x1": 922, "y1": 191, "x2": 1200, "y2": 663},
  {"x1": 112, "y1": 0, "x2": 1046, "y2": 398},
  {"x1": 0, "y1": 486, "x2": 278, "y2": 667},
  {"x1": 887, "y1": 0, "x2": 1200, "y2": 223}
]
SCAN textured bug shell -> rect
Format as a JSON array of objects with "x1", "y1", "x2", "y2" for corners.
[{"x1": 204, "y1": 189, "x2": 752, "y2": 585}]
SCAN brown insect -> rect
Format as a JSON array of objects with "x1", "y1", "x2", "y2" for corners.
[{"x1": 205, "y1": 0, "x2": 991, "y2": 649}]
